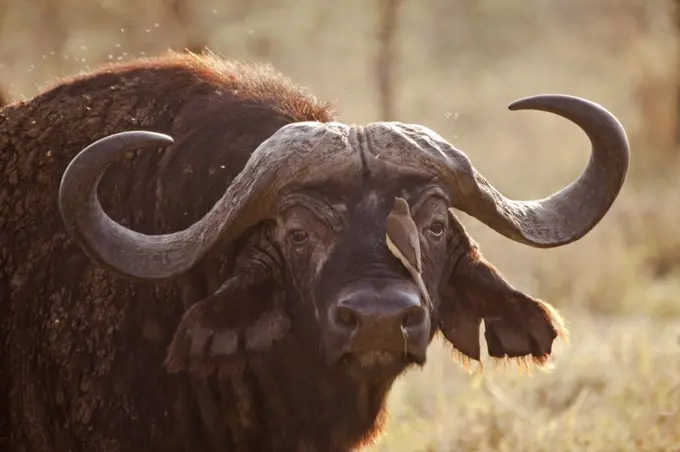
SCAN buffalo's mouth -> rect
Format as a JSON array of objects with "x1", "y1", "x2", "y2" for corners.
[
  {"x1": 344, "y1": 349, "x2": 426, "y2": 368},
  {"x1": 335, "y1": 349, "x2": 426, "y2": 381},
  {"x1": 334, "y1": 345, "x2": 428, "y2": 366}
]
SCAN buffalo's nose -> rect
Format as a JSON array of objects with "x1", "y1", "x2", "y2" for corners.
[
  {"x1": 331, "y1": 295, "x2": 426, "y2": 334},
  {"x1": 328, "y1": 281, "x2": 430, "y2": 360}
]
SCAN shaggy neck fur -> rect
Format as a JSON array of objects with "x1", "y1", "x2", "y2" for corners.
[{"x1": 187, "y1": 335, "x2": 395, "y2": 451}]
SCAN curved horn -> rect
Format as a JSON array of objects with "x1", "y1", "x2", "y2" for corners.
[
  {"x1": 449, "y1": 94, "x2": 630, "y2": 247},
  {"x1": 59, "y1": 123, "x2": 357, "y2": 281},
  {"x1": 364, "y1": 94, "x2": 629, "y2": 248}
]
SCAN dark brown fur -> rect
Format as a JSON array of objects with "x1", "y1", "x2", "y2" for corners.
[{"x1": 0, "y1": 51, "x2": 345, "y2": 452}]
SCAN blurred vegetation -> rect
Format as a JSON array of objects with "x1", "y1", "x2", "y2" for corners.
[{"x1": 2, "y1": 0, "x2": 680, "y2": 450}]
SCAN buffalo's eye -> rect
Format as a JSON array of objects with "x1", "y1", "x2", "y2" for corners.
[
  {"x1": 290, "y1": 229, "x2": 309, "y2": 244},
  {"x1": 428, "y1": 221, "x2": 446, "y2": 237}
]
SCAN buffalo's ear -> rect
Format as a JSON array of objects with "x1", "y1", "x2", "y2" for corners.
[
  {"x1": 439, "y1": 243, "x2": 567, "y2": 371},
  {"x1": 164, "y1": 273, "x2": 291, "y2": 376}
]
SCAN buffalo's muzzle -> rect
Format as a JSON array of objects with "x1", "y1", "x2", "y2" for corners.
[{"x1": 327, "y1": 279, "x2": 430, "y2": 365}]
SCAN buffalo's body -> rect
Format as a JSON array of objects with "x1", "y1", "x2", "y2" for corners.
[
  {"x1": 0, "y1": 54, "x2": 341, "y2": 451},
  {"x1": 0, "y1": 52, "x2": 630, "y2": 451}
]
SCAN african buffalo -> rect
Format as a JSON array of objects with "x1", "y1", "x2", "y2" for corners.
[{"x1": 0, "y1": 51, "x2": 630, "y2": 451}]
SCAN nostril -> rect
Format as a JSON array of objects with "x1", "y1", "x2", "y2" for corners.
[
  {"x1": 334, "y1": 306, "x2": 360, "y2": 330},
  {"x1": 401, "y1": 306, "x2": 426, "y2": 329}
]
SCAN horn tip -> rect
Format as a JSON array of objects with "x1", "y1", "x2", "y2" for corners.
[
  {"x1": 113, "y1": 130, "x2": 175, "y2": 146},
  {"x1": 507, "y1": 94, "x2": 607, "y2": 114},
  {"x1": 508, "y1": 94, "x2": 570, "y2": 110}
]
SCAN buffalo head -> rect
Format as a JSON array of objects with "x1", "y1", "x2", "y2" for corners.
[{"x1": 58, "y1": 95, "x2": 629, "y2": 382}]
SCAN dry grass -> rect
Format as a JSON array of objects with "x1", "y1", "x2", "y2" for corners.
[
  {"x1": 371, "y1": 313, "x2": 680, "y2": 452},
  {"x1": 1, "y1": 0, "x2": 680, "y2": 450}
]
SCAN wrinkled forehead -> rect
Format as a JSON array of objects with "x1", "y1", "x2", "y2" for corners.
[{"x1": 266, "y1": 120, "x2": 454, "y2": 197}]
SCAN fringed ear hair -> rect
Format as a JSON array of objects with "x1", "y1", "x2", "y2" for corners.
[{"x1": 440, "y1": 211, "x2": 568, "y2": 373}]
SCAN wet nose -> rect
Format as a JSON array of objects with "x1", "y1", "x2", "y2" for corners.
[
  {"x1": 331, "y1": 293, "x2": 426, "y2": 334},
  {"x1": 328, "y1": 281, "x2": 430, "y2": 358}
]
